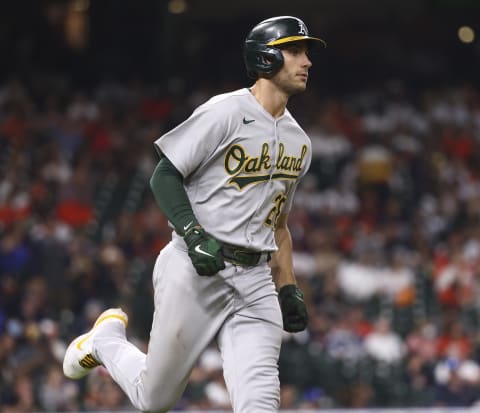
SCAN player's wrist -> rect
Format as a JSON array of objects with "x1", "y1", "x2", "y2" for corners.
[
  {"x1": 183, "y1": 225, "x2": 204, "y2": 241},
  {"x1": 278, "y1": 284, "x2": 301, "y2": 300},
  {"x1": 177, "y1": 218, "x2": 200, "y2": 237},
  {"x1": 183, "y1": 225, "x2": 226, "y2": 277}
]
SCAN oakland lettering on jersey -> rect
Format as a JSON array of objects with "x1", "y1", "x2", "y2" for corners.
[
  {"x1": 224, "y1": 142, "x2": 307, "y2": 189},
  {"x1": 275, "y1": 143, "x2": 307, "y2": 172},
  {"x1": 225, "y1": 143, "x2": 271, "y2": 174}
]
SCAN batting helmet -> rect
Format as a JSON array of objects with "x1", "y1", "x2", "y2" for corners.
[{"x1": 243, "y1": 16, "x2": 326, "y2": 79}]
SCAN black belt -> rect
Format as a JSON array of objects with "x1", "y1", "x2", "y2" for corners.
[{"x1": 221, "y1": 243, "x2": 271, "y2": 267}]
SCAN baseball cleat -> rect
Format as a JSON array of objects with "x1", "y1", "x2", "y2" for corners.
[{"x1": 63, "y1": 308, "x2": 128, "y2": 379}]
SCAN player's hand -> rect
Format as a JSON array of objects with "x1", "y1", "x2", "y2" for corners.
[
  {"x1": 183, "y1": 226, "x2": 226, "y2": 276},
  {"x1": 278, "y1": 284, "x2": 308, "y2": 332}
]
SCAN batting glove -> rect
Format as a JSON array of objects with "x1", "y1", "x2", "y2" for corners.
[
  {"x1": 278, "y1": 284, "x2": 308, "y2": 332},
  {"x1": 183, "y1": 226, "x2": 225, "y2": 276}
]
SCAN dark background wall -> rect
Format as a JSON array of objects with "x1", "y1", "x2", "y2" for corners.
[{"x1": 1, "y1": 0, "x2": 479, "y2": 94}]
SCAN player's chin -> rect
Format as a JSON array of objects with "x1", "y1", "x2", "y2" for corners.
[
  {"x1": 296, "y1": 76, "x2": 309, "y2": 88},
  {"x1": 290, "y1": 82, "x2": 308, "y2": 95},
  {"x1": 283, "y1": 78, "x2": 308, "y2": 96}
]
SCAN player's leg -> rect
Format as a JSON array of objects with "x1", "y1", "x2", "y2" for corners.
[
  {"x1": 87, "y1": 311, "x2": 147, "y2": 405},
  {"x1": 217, "y1": 264, "x2": 284, "y2": 413},
  {"x1": 95, "y1": 241, "x2": 235, "y2": 412},
  {"x1": 62, "y1": 304, "x2": 147, "y2": 405}
]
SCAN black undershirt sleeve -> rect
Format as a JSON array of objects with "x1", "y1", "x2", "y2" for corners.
[{"x1": 149, "y1": 157, "x2": 199, "y2": 236}]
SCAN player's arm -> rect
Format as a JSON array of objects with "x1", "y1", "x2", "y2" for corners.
[
  {"x1": 149, "y1": 157, "x2": 225, "y2": 276},
  {"x1": 271, "y1": 213, "x2": 308, "y2": 333},
  {"x1": 270, "y1": 213, "x2": 296, "y2": 288},
  {"x1": 150, "y1": 156, "x2": 198, "y2": 235}
]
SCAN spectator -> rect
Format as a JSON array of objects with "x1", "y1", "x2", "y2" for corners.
[
  {"x1": 364, "y1": 317, "x2": 406, "y2": 364},
  {"x1": 38, "y1": 365, "x2": 80, "y2": 412},
  {"x1": 1, "y1": 374, "x2": 39, "y2": 413},
  {"x1": 433, "y1": 356, "x2": 480, "y2": 406},
  {"x1": 324, "y1": 311, "x2": 365, "y2": 362}
]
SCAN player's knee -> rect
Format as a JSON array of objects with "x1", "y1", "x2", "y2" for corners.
[
  {"x1": 233, "y1": 377, "x2": 280, "y2": 412},
  {"x1": 141, "y1": 391, "x2": 177, "y2": 413},
  {"x1": 235, "y1": 392, "x2": 280, "y2": 413}
]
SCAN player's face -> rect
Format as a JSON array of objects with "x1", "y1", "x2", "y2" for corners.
[{"x1": 272, "y1": 41, "x2": 312, "y2": 95}]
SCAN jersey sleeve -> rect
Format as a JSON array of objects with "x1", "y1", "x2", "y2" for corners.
[{"x1": 154, "y1": 103, "x2": 227, "y2": 178}]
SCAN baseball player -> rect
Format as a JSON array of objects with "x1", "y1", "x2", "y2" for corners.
[{"x1": 63, "y1": 16, "x2": 326, "y2": 412}]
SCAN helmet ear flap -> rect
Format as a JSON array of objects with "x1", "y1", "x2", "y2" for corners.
[
  {"x1": 257, "y1": 48, "x2": 284, "y2": 77},
  {"x1": 244, "y1": 43, "x2": 284, "y2": 79}
]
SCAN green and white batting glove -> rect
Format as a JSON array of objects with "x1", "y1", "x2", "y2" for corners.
[
  {"x1": 183, "y1": 226, "x2": 225, "y2": 276},
  {"x1": 278, "y1": 284, "x2": 308, "y2": 332}
]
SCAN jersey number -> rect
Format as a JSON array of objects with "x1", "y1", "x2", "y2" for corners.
[{"x1": 264, "y1": 192, "x2": 287, "y2": 229}]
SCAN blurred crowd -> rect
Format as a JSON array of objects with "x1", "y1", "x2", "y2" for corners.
[{"x1": 1, "y1": 75, "x2": 480, "y2": 411}]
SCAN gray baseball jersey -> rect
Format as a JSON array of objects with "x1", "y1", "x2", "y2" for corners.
[{"x1": 154, "y1": 88, "x2": 311, "y2": 252}]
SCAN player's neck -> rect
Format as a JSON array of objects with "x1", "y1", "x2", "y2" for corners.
[{"x1": 250, "y1": 80, "x2": 288, "y2": 119}]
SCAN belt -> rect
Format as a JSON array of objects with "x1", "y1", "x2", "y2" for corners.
[{"x1": 221, "y1": 243, "x2": 271, "y2": 267}]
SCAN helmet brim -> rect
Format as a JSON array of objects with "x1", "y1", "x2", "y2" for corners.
[{"x1": 267, "y1": 35, "x2": 327, "y2": 48}]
